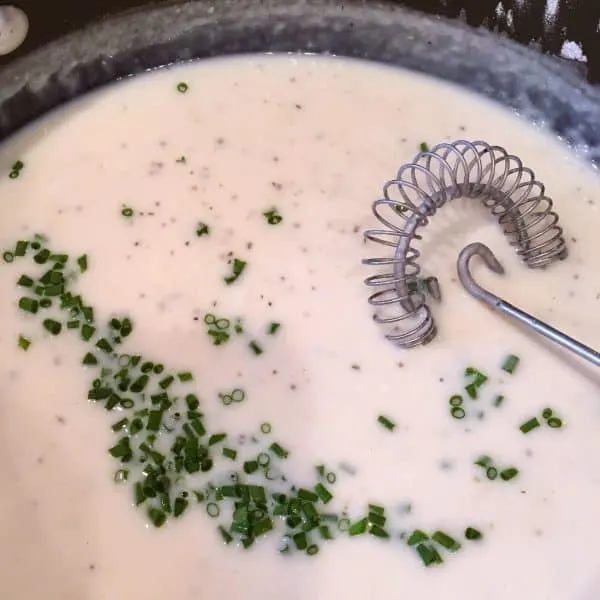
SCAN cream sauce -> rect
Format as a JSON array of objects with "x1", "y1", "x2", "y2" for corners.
[{"x1": 0, "y1": 54, "x2": 600, "y2": 600}]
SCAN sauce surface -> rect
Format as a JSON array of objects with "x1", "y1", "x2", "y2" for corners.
[{"x1": 1, "y1": 54, "x2": 600, "y2": 600}]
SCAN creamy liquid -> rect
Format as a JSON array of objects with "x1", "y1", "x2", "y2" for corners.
[{"x1": 1, "y1": 55, "x2": 600, "y2": 600}]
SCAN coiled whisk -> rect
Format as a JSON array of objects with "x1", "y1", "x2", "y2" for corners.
[{"x1": 363, "y1": 140, "x2": 568, "y2": 348}]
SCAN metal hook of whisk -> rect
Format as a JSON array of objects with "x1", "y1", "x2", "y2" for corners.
[{"x1": 457, "y1": 242, "x2": 600, "y2": 368}]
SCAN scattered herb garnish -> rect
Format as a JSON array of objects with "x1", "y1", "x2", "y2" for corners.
[
  {"x1": 121, "y1": 206, "x2": 134, "y2": 218},
  {"x1": 8, "y1": 160, "x2": 24, "y2": 179},
  {"x1": 377, "y1": 415, "x2": 396, "y2": 432},
  {"x1": 501, "y1": 354, "x2": 520, "y2": 374},
  {"x1": 419, "y1": 142, "x2": 430, "y2": 153},
  {"x1": 17, "y1": 334, "x2": 31, "y2": 350},
  {"x1": 176, "y1": 81, "x2": 189, "y2": 93},
  {"x1": 263, "y1": 208, "x2": 283, "y2": 225},
  {"x1": 223, "y1": 257, "x2": 247, "y2": 285}
]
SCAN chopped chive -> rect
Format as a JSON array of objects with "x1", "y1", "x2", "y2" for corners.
[
  {"x1": 465, "y1": 383, "x2": 478, "y2": 399},
  {"x1": 196, "y1": 222, "x2": 210, "y2": 237},
  {"x1": 293, "y1": 531, "x2": 308, "y2": 550},
  {"x1": 370, "y1": 525, "x2": 390, "y2": 539},
  {"x1": 541, "y1": 408, "x2": 553, "y2": 419},
  {"x1": 493, "y1": 395, "x2": 505, "y2": 407},
  {"x1": 3, "y1": 251, "x2": 14, "y2": 263},
  {"x1": 451, "y1": 406, "x2": 465, "y2": 419},
  {"x1": 377, "y1": 415, "x2": 396, "y2": 431},
  {"x1": 306, "y1": 544, "x2": 319, "y2": 556},
  {"x1": 77, "y1": 254, "x2": 88, "y2": 273},
  {"x1": 219, "y1": 526, "x2": 233, "y2": 545},
  {"x1": 18, "y1": 297, "x2": 38, "y2": 314},
  {"x1": 486, "y1": 466, "x2": 498, "y2": 480},
  {"x1": 263, "y1": 208, "x2": 283, "y2": 225},
  {"x1": 114, "y1": 469, "x2": 129, "y2": 483},
  {"x1": 260, "y1": 422, "x2": 272, "y2": 434},
  {"x1": 432, "y1": 531, "x2": 461, "y2": 552},
  {"x1": 547, "y1": 416, "x2": 563, "y2": 428},
  {"x1": 121, "y1": 206, "x2": 134, "y2": 218},
  {"x1": 465, "y1": 527, "x2": 483, "y2": 541},
  {"x1": 173, "y1": 497, "x2": 189, "y2": 518},
  {"x1": 148, "y1": 508, "x2": 167, "y2": 528},
  {"x1": 337, "y1": 517, "x2": 350, "y2": 532},
  {"x1": 18, "y1": 335, "x2": 31, "y2": 350},
  {"x1": 500, "y1": 467, "x2": 519, "y2": 481},
  {"x1": 502, "y1": 354, "x2": 520, "y2": 374},
  {"x1": 178, "y1": 371, "x2": 193, "y2": 383},
  {"x1": 407, "y1": 530, "x2": 429, "y2": 546},
  {"x1": 223, "y1": 257, "x2": 247, "y2": 285},
  {"x1": 17, "y1": 274, "x2": 33, "y2": 287},
  {"x1": 176, "y1": 81, "x2": 189, "y2": 93},
  {"x1": 419, "y1": 142, "x2": 430, "y2": 152},
  {"x1": 249, "y1": 340, "x2": 263, "y2": 355},
  {"x1": 14, "y1": 240, "x2": 28, "y2": 256},
  {"x1": 520, "y1": 417, "x2": 540, "y2": 434},
  {"x1": 82, "y1": 352, "x2": 98, "y2": 366},
  {"x1": 42, "y1": 318, "x2": 62, "y2": 335},
  {"x1": 449, "y1": 395, "x2": 463, "y2": 407},
  {"x1": 348, "y1": 517, "x2": 368, "y2": 536},
  {"x1": 416, "y1": 543, "x2": 442, "y2": 567},
  {"x1": 206, "y1": 503, "x2": 220, "y2": 518},
  {"x1": 315, "y1": 483, "x2": 333, "y2": 504},
  {"x1": 269, "y1": 442, "x2": 289, "y2": 459},
  {"x1": 209, "y1": 433, "x2": 226, "y2": 446},
  {"x1": 222, "y1": 447, "x2": 237, "y2": 460},
  {"x1": 267, "y1": 322, "x2": 281, "y2": 335}
]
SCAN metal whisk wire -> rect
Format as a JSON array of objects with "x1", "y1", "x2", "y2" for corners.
[
  {"x1": 457, "y1": 243, "x2": 600, "y2": 368},
  {"x1": 363, "y1": 140, "x2": 568, "y2": 348}
]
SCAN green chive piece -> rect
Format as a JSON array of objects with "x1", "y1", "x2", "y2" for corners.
[
  {"x1": 42, "y1": 318, "x2": 62, "y2": 335},
  {"x1": 267, "y1": 322, "x2": 281, "y2": 335},
  {"x1": 223, "y1": 257, "x2": 247, "y2": 285},
  {"x1": 486, "y1": 466, "x2": 498, "y2": 480},
  {"x1": 520, "y1": 417, "x2": 540, "y2": 434},
  {"x1": 493, "y1": 395, "x2": 505, "y2": 407},
  {"x1": 14, "y1": 240, "x2": 28, "y2": 256},
  {"x1": 416, "y1": 543, "x2": 442, "y2": 567},
  {"x1": 263, "y1": 208, "x2": 283, "y2": 225},
  {"x1": 407, "y1": 530, "x2": 429, "y2": 546},
  {"x1": 18, "y1": 335, "x2": 31, "y2": 350},
  {"x1": 269, "y1": 442, "x2": 289, "y2": 459},
  {"x1": 148, "y1": 508, "x2": 167, "y2": 528},
  {"x1": 377, "y1": 415, "x2": 396, "y2": 431},
  {"x1": 121, "y1": 206, "x2": 134, "y2": 218},
  {"x1": 314, "y1": 483, "x2": 333, "y2": 504},
  {"x1": 222, "y1": 447, "x2": 237, "y2": 460},
  {"x1": 451, "y1": 406, "x2": 465, "y2": 419},
  {"x1": 3, "y1": 251, "x2": 14, "y2": 263},
  {"x1": 419, "y1": 142, "x2": 430, "y2": 152},
  {"x1": 82, "y1": 352, "x2": 98, "y2": 366},
  {"x1": 18, "y1": 297, "x2": 38, "y2": 314},
  {"x1": 260, "y1": 422, "x2": 272, "y2": 434},
  {"x1": 542, "y1": 408, "x2": 553, "y2": 420},
  {"x1": 176, "y1": 81, "x2": 189, "y2": 93},
  {"x1": 77, "y1": 254, "x2": 88, "y2": 273},
  {"x1": 465, "y1": 527, "x2": 483, "y2": 541},
  {"x1": 432, "y1": 531, "x2": 461, "y2": 552},
  {"x1": 196, "y1": 222, "x2": 210, "y2": 237},
  {"x1": 249, "y1": 340, "x2": 263, "y2": 355},
  {"x1": 219, "y1": 526, "x2": 233, "y2": 544},
  {"x1": 449, "y1": 395, "x2": 463, "y2": 407},
  {"x1": 547, "y1": 416, "x2": 563, "y2": 428},
  {"x1": 348, "y1": 517, "x2": 368, "y2": 536},
  {"x1": 17, "y1": 274, "x2": 33, "y2": 288},
  {"x1": 500, "y1": 467, "x2": 519, "y2": 481},
  {"x1": 502, "y1": 354, "x2": 520, "y2": 374},
  {"x1": 9, "y1": 160, "x2": 24, "y2": 179}
]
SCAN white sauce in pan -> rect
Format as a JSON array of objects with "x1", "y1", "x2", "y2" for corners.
[{"x1": 1, "y1": 54, "x2": 600, "y2": 600}]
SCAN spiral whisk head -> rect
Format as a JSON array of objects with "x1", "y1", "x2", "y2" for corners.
[{"x1": 363, "y1": 140, "x2": 568, "y2": 348}]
